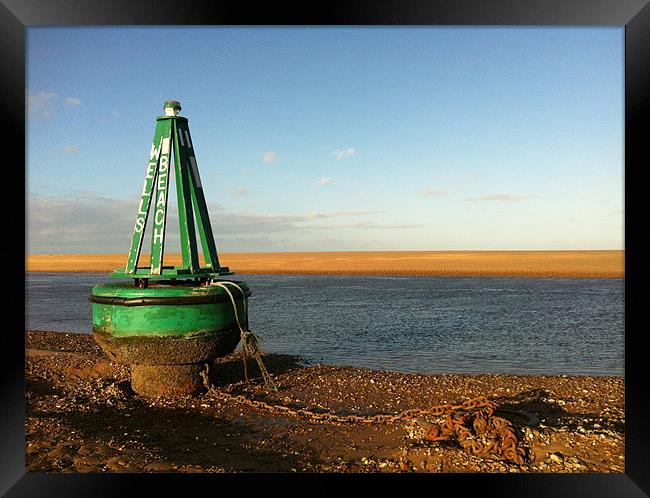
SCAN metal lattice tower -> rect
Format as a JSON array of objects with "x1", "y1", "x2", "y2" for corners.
[{"x1": 111, "y1": 100, "x2": 232, "y2": 282}]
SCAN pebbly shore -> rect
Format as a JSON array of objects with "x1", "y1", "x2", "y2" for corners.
[{"x1": 25, "y1": 330, "x2": 624, "y2": 473}]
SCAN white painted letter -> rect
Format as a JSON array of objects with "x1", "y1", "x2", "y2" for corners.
[
  {"x1": 149, "y1": 142, "x2": 161, "y2": 161},
  {"x1": 157, "y1": 173, "x2": 167, "y2": 191},
  {"x1": 137, "y1": 198, "x2": 147, "y2": 216},
  {"x1": 154, "y1": 208, "x2": 164, "y2": 225},
  {"x1": 141, "y1": 179, "x2": 151, "y2": 196},
  {"x1": 153, "y1": 226, "x2": 163, "y2": 244},
  {"x1": 145, "y1": 161, "x2": 157, "y2": 179}
]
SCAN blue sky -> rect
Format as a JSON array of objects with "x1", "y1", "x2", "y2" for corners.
[{"x1": 26, "y1": 27, "x2": 623, "y2": 254}]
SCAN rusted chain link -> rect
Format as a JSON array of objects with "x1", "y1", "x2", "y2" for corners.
[
  {"x1": 204, "y1": 280, "x2": 525, "y2": 464},
  {"x1": 420, "y1": 404, "x2": 526, "y2": 464},
  {"x1": 199, "y1": 371, "x2": 526, "y2": 465}
]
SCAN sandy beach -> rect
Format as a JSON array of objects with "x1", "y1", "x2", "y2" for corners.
[
  {"x1": 26, "y1": 330, "x2": 624, "y2": 473},
  {"x1": 26, "y1": 250, "x2": 624, "y2": 278}
]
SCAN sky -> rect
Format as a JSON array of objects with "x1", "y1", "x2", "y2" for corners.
[{"x1": 26, "y1": 27, "x2": 624, "y2": 254}]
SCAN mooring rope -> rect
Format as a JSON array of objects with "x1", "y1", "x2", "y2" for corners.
[{"x1": 209, "y1": 281, "x2": 278, "y2": 391}]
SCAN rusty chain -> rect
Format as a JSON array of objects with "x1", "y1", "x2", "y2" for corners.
[
  {"x1": 199, "y1": 369, "x2": 526, "y2": 465},
  {"x1": 204, "y1": 280, "x2": 525, "y2": 464}
]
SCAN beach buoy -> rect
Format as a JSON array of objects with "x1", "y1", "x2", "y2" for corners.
[{"x1": 90, "y1": 100, "x2": 250, "y2": 396}]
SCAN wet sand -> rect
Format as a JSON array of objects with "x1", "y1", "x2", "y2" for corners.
[
  {"x1": 26, "y1": 250, "x2": 623, "y2": 278},
  {"x1": 26, "y1": 330, "x2": 624, "y2": 473}
]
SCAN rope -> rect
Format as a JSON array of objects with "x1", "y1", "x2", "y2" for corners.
[{"x1": 209, "y1": 280, "x2": 278, "y2": 391}]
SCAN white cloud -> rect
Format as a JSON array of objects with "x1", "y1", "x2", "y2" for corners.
[
  {"x1": 233, "y1": 188, "x2": 250, "y2": 197},
  {"x1": 598, "y1": 208, "x2": 624, "y2": 218},
  {"x1": 27, "y1": 92, "x2": 82, "y2": 118},
  {"x1": 316, "y1": 177, "x2": 332, "y2": 187},
  {"x1": 60, "y1": 145, "x2": 79, "y2": 154},
  {"x1": 27, "y1": 193, "x2": 136, "y2": 253},
  {"x1": 27, "y1": 91, "x2": 58, "y2": 118},
  {"x1": 333, "y1": 148, "x2": 356, "y2": 160},
  {"x1": 262, "y1": 151, "x2": 278, "y2": 163},
  {"x1": 464, "y1": 193, "x2": 537, "y2": 203},
  {"x1": 420, "y1": 187, "x2": 447, "y2": 197},
  {"x1": 25, "y1": 192, "x2": 380, "y2": 253},
  {"x1": 302, "y1": 210, "x2": 376, "y2": 220},
  {"x1": 311, "y1": 221, "x2": 426, "y2": 230}
]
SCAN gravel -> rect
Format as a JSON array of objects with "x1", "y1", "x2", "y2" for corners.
[{"x1": 26, "y1": 330, "x2": 624, "y2": 473}]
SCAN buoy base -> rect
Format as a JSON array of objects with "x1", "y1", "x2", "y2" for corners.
[
  {"x1": 131, "y1": 363, "x2": 205, "y2": 397},
  {"x1": 93, "y1": 328, "x2": 240, "y2": 365}
]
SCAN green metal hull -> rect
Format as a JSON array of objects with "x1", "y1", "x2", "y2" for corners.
[{"x1": 90, "y1": 281, "x2": 250, "y2": 365}]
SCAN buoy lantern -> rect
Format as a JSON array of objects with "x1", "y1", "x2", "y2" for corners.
[{"x1": 90, "y1": 100, "x2": 250, "y2": 397}]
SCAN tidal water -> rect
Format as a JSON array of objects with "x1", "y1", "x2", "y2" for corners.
[{"x1": 25, "y1": 272, "x2": 624, "y2": 376}]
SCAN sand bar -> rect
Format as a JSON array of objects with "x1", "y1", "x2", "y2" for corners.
[{"x1": 26, "y1": 250, "x2": 624, "y2": 278}]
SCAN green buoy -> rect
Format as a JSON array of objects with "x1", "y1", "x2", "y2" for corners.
[{"x1": 90, "y1": 100, "x2": 250, "y2": 397}]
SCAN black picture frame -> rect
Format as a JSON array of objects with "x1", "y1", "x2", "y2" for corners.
[{"x1": 6, "y1": 0, "x2": 649, "y2": 496}]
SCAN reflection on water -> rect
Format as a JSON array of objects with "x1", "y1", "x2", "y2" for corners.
[{"x1": 25, "y1": 272, "x2": 624, "y2": 376}]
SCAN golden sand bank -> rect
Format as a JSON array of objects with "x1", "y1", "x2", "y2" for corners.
[{"x1": 26, "y1": 250, "x2": 623, "y2": 278}]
